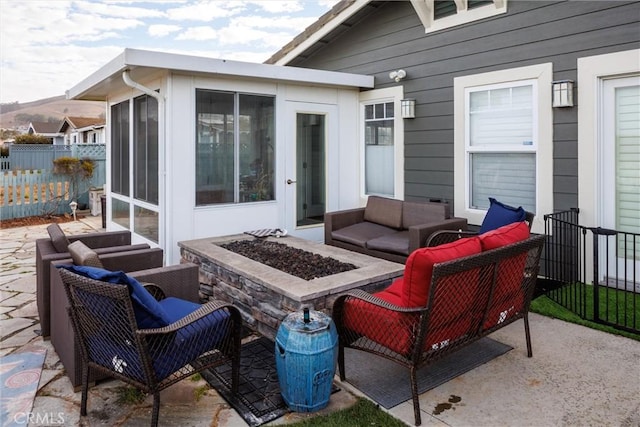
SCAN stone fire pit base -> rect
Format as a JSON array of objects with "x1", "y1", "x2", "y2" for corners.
[{"x1": 179, "y1": 235, "x2": 404, "y2": 340}]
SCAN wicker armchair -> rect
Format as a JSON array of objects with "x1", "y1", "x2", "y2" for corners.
[
  {"x1": 36, "y1": 223, "x2": 152, "y2": 338},
  {"x1": 57, "y1": 266, "x2": 242, "y2": 427},
  {"x1": 49, "y1": 242, "x2": 177, "y2": 388}
]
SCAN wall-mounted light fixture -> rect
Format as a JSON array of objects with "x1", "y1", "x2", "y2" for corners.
[
  {"x1": 389, "y1": 69, "x2": 407, "y2": 82},
  {"x1": 401, "y1": 99, "x2": 416, "y2": 119},
  {"x1": 552, "y1": 80, "x2": 574, "y2": 108}
]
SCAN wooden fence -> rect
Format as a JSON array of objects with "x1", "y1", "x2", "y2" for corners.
[
  {"x1": 1, "y1": 169, "x2": 84, "y2": 220},
  {"x1": 0, "y1": 143, "x2": 106, "y2": 220}
]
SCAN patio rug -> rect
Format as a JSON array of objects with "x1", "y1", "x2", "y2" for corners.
[
  {"x1": 0, "y1": 348, "x2": 47, "y2": 427},
  {"x1": 343, "y1": 337, "x2": 512, "y2": 409},
  {"x1": 201, "y1": 337, "x2": 338, "y2": 427}
]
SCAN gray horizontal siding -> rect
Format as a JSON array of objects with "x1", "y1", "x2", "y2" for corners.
[{"x1": 293, "y1": 0, "x2": 640, "y2": 211}]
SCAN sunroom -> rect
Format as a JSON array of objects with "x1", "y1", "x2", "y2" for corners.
[{"x1": 67, "y1": 48, "x2": 374, "y2": 263}]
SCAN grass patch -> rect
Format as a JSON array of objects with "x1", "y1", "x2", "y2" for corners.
[
  {"x1": 286, "y1": 398, "x2": 405, "y2": 427},
  {"x1": 531, "y1": 285, "x2": 640, "y2": 342},
  {"x1": 116, "y1": 386, "x2": 146, "y2": 405}
]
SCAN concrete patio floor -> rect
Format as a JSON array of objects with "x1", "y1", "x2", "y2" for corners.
[{"x1": 1, "y1": 216, "x2": 639, "y2": 426}]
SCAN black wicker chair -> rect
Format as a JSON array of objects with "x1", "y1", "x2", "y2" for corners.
[{"x1": 57, "y1": 267, "x2": 242, "y2": 427}]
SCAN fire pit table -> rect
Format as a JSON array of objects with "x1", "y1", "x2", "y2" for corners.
[{"x1": 178, "y1": 234, "x2": 404, "y2": 340}]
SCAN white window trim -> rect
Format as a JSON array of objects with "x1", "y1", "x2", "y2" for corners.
[
  {"x1": 411, "y1": 0, "x2": 507, "y2": 34},
  {"x1": 454, "y1": 63, "x2": 553, "y2": 233},
  {"x1": 359, "y1": 86, "x2": 405, "y2": 204},
  {"x1": 577, "y1": 49, "x2": 640, "y2": 230}
]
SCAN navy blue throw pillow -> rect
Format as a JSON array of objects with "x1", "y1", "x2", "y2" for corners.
[
  {"x1": 61, "y1": 265, "x2": 171, "y2": 329},
  {"x1": 479, "y1": 197, "x2": 526, "y2": 234}
]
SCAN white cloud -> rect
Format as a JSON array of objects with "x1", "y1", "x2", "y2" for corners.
[
  {"x1": 148, "y1": 24, "x2": 182, "y2": 37},
  {"x1": 176, "y1": 26, "x2": 218, "y2": 41},
  {"x1": 0, "y1": 0, "x2": 336, "y2": 103},
  {"x1": 73, "y1": 0, "x2": 166, "y2": 19},
  {"x1": 249, "y1": 1, "x2": 303, "y2": 14},
  {"x1": 166, "y1": 1, "x2": 246, "y2": 22}
]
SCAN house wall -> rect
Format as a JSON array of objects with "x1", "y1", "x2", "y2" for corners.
[
  {"x1": 165, "y1": 74, "x2": 362, "y2": 263},
  {"x1": 102, "y1": 71, "x2": 362, "y2": 264},
  {"x1": 289, "y1": 0, "x2": 640, "y2": 215}
]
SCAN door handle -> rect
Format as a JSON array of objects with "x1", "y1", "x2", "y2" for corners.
[{"x1": 286, "y1": 179, "x2": 296, "y2": 185}]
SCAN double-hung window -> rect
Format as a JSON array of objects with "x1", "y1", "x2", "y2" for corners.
[
  {"x1": 454, "y1": 63, "x2": 553, "y2": 231},
  {"x1": 195, "y1": 89, "x2": 275, "y2": 205},
  {"x1": 466, "y1": 81, "x2": 537, "y2": 211}
]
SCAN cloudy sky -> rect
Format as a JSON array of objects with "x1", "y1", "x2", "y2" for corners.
[{"x1": 0, "y1": 0, "x2": 340, "y2": 104}]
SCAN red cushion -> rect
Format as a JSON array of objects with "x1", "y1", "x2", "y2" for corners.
[
  {"x1": 402, "y1": 237, "x2": 482, "y2": 307},
  {"x1": 343, "y1": 288, "x2": 415, "y2": 355},
  {"x1": 479, "y1": 221, "x2": 530, "y2": 330},
  {"x1": 479, "y1": 221, "x2": 530, "y2": 251}
]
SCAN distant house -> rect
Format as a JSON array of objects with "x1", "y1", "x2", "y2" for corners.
[
  {"x1": 59, "y1": 116, "x2": 106, "y2": 145},
  {"x1": 27, "y1": 121, "x2": 64, "y2": 144}
]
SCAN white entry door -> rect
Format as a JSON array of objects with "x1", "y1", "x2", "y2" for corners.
[
  {"x1": 284, "y1": 102, "x2": 338, "y2": 242},
  {"x1": 600, "y1": 75, "x2": 640, "y2": 284}
]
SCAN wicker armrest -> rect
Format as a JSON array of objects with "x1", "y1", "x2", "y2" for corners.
[
  {"x1": 335, "y1": 289, "x2": 425, "y2": 314},
  {"x1": 68, "y1": 230, "x2": 131, "y2": 248},
  {"x1": 129, "y1": 264, "x2": 200, "y2": 303},
  {"x1": 408, "y1": 217, "x2": 469, "y2": 251},
  {"x1": 426, "y1": 229, "x2": 479, "y2": 247},
  {"x1": 324, "y1": 208, "x2": 366, "y2": 243}
]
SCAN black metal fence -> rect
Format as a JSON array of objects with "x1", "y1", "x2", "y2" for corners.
[{"x1": 541, "y1": 209, "x2": 639, "y2": 335}]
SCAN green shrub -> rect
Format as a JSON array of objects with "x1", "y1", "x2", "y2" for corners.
[{"x1": 14, "y1": 134, "x2": 51, "y2": 144}]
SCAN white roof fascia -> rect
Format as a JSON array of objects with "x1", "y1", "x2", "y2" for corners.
[
  {"x1": 273, "y1": 0, "x2": 371, "y2": 66},
  {"x1": 66, "y1": 50, "x2": 127, "y2": 100},
  {"x1": 67, "y1": 48, "x2": 373, "y2": 100}
]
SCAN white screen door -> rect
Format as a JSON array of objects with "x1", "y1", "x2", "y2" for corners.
[{"x1": 284, "y1": 102, "x2": 337, "y2": 242}]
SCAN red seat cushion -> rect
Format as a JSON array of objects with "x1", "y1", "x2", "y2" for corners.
[
  {"x1": 479, "y1": 221, "x2": 531, "y2": 330},
  {"x1": 402, "y1": 237, "x2": 482, "y2": 307},
  {"x1": 343, "y1": 286, "x2": 416, "y2": 355}
]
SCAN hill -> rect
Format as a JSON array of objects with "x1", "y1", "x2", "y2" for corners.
[{"x1": 0, "y1": 96, "x2": 105, "y2": 129}]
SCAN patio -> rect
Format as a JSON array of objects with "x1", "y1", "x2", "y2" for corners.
[{"x1": 1, "y1": 216, "x2": 639, "y2": 426}]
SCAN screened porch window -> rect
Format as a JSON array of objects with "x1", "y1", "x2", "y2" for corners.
[
  {"x1": 364, "y1": 102, "x2": 394, "y2": 197},
  {"x1": 111, "y1": 101, "x2": 129, "y2": 197},
  {"x1": 196, "y1": 90, "x2": 275, "y2": 205},
  {"x1": 466, "y1": 81, "x2": 536, "y2": 212}
]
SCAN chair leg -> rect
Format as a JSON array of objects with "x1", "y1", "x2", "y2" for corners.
[
  {"x1": 151, "y1": 392, "x2": 160, "y2": 427},
  {"x1": 338, "y1": 342, "x2": 346, "y2": 380},
  {"x1": 524, "y1": 312, "x2": 533, "y2": 357},
  {"x1": 80, "y1": 364, "x2": 90, "y2": 416},
  {"x1": 231, "y1": 345, "x2": 240, "y2": 395},
  {"x1": 410, "y1": 366, "x2": 422, "y2": 426}
]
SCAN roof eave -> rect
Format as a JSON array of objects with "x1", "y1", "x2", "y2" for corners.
[{"x1": 66, "y1": 48, "x2": 373, "y2": 101}]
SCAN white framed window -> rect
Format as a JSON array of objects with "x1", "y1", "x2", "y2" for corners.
[
  {"x1": 454, "y1": 63, "x2": 553, "y2": 232},
  {"x1": 411, "y1": 0, "x2": 507, "y2": 34},
  {"x1": 359, "y1": 87, "x2": 405, "y2": 201}
]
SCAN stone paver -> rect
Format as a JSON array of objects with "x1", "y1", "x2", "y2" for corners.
[{"x1": 1, "y1": 215, "x2": 639, "y2": 427}]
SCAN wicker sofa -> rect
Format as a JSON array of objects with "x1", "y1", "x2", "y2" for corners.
[
  {"x1": 36, "y1": 224, "x2": 154, "y2": 338},
  {"x1": 324, "y1": 196, "x2": 467, "y2": 263},
  {"x1": 49, "y1": 243, "x2": 199, "y2": 388},
  {"x1": 333, "y1": 221, "x2": 545, "y2": 425}
]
